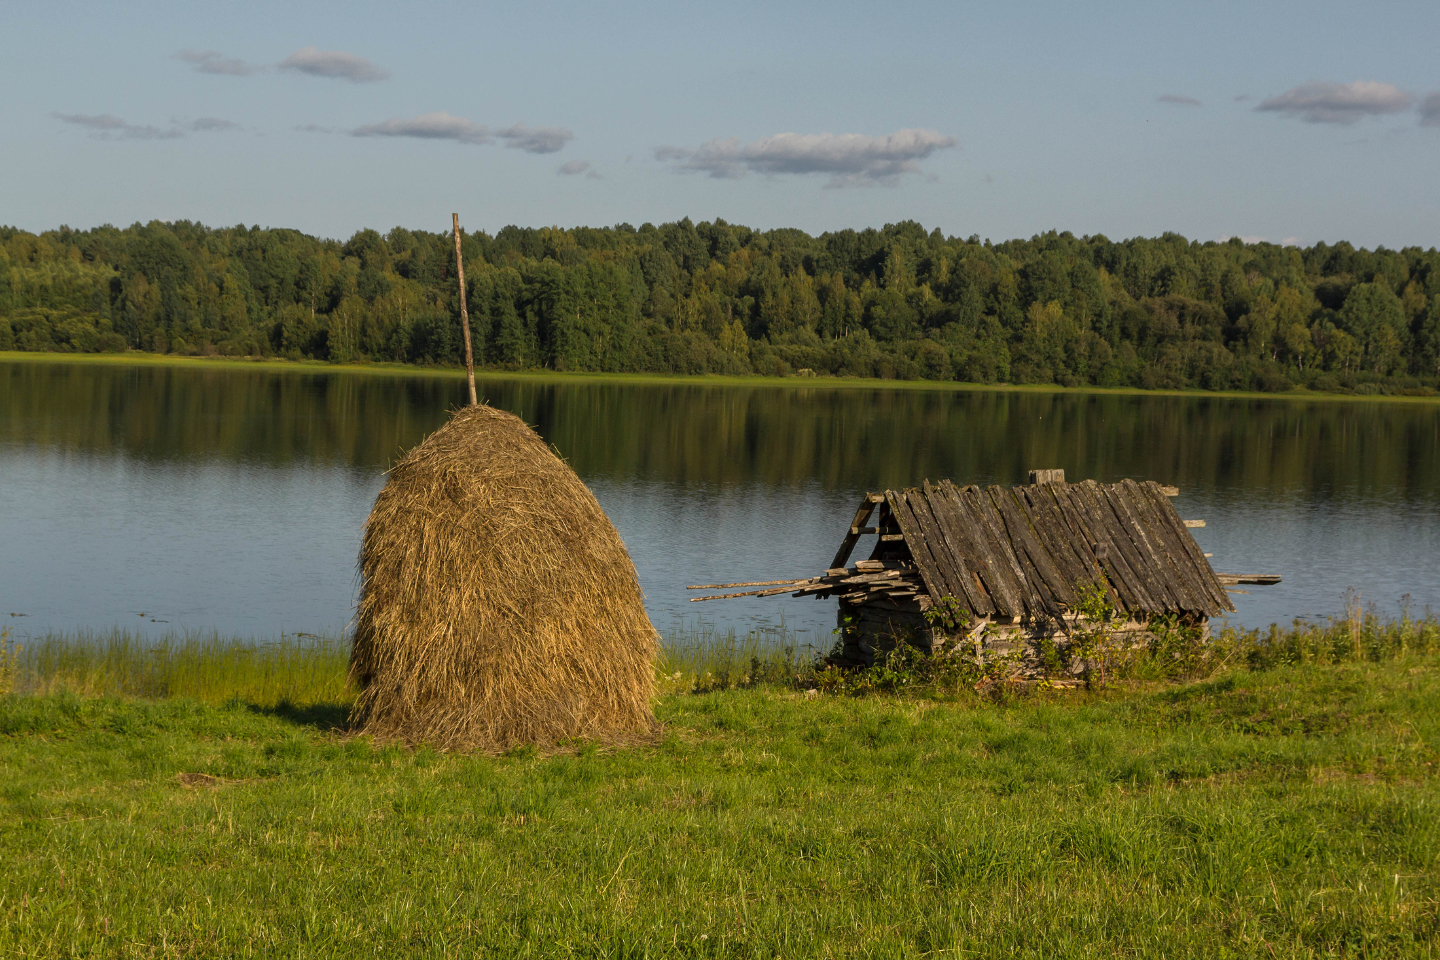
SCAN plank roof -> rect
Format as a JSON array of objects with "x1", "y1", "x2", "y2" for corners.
[{"x1": 875, "y1": 479, "x2": 1234, "y2": 619}]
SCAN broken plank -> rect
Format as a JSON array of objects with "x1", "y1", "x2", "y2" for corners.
[
  {"x1": 1215, "y1": 573, "x2": 1282, "y2": 586},
  {"x1": 687, "y1": 578, "x2": 810, "y2": 590},
  {"x1": 886, "y1": 490, "x2": 947, "y2": 602},
  {"x1": 829, "y1": 496, "x2": 879, "y2": 569},
  {"x1": 923, "y1": 481, "x2": 996, "y2": 616}
]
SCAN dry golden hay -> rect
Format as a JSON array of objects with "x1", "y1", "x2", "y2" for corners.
[{"x1": 349, "y1": 403, "x2": 658, "y2": 750}]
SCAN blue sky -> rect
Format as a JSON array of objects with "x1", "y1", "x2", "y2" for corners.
[{"x1": 3, "y1": 0, "x2": 1437, "y2": 246}]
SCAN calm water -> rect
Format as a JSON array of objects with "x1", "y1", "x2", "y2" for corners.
[{"x1": 2, "y1": 360, "x2": 1438, "y2": 644}]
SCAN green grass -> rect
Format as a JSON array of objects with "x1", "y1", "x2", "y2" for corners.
[
  {"x1": 4, "y1": 629, "x2": 351, "y2": 707},
  {"x1": 1, "y1": 622, "x2": 1438, "y2": 957},
  {"x1": 5, "y1": 349, "x2": 1439, "y2": 405}
]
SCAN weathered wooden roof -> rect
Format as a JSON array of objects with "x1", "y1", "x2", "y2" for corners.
[{"x1": 877, "y1": 478, "x2": 1234, "y2": 619}]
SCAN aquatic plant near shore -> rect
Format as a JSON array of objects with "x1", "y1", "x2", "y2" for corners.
[
  {"x1": 6, "y1": 629, "x2": 350, "y2": 705},
  {"x1": 3, "y1": 599, "x2": 1436, "y2": 710}
]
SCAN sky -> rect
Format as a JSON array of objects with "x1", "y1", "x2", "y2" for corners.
[{"x1": 3, "y1": 0, "x2": 1438, "y2": 247}]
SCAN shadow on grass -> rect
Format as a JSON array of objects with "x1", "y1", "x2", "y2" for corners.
[{"x1": 244, "y1": 700, "x2": 353, "y2": 732}]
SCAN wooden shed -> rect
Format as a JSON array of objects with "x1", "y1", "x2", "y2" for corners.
[{"x1": 692, "y1": 470, "x2": 1252, "y2": 675}]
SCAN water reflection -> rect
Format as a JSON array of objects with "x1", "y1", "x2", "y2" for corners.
[{"x1": 2, "y1": 360, "x2": 1437, "y2": 638}]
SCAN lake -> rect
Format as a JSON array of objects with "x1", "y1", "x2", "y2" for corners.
[{"x1": 2, "y1": 358, "x2": 1438, "y2": 647}]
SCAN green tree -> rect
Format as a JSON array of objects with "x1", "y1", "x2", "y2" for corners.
[{"x1": 1339, "y1": 282, "x2": 1408, "y2": 374}]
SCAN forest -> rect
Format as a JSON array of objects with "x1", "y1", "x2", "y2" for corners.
[{"x1": 2, "y1": 218, "x2": 1438, "y2": 394}]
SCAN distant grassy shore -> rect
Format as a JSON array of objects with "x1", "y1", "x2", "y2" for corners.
[
  {"x1": 5, "y1": 349, "x2": 1440, "y2": 405},
  {"x1": 1, "y1": 617, "x2": 1437, "y2": 956}
]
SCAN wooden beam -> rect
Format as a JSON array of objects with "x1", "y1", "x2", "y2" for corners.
[
  {"x1": 1215, "y1": 573, "x2": 1282, "y2": 586},
  {"x1": 1028, "y1": 468, "x2": 1066, "y2": 485},
  {"x1": 1159, "y1": 486, "x2": 1180, "y2": 497},
  {"x1": 686, "y1": 578, "x2": 809, "y2": 590},
  {"x1": 829, "y1": 495, "x2": 880, "y2": 569},
  {"x1": 451, "y1": 213, "x2": 477, "y2": 406},
  {"x1": 1184, "y1": 519, "x2": 1206, "y2": 528},
  {"x1": 690, "y1": 583, "x2": 818, "y2": 602}
]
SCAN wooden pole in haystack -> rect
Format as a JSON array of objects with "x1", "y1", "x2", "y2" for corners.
[{"x1": 451, "y1": 213, "x2": 478, "y2": 406}]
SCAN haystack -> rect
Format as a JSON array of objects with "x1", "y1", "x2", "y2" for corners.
[{"x1": 349, "y1": 404, "x2": 658, "y2": 750}]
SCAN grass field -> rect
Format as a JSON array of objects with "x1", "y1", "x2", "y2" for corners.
[
  {"x1": 1, "y1": 620, "x2": 1438, "y2": 958},
  {"x1": 5, "y1": 349, "x2": 1439, "y2": 406}
]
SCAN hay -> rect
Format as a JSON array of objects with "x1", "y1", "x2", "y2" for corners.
[{"x1": 349, "y1": 404, "x2": 658, "y2": 750}]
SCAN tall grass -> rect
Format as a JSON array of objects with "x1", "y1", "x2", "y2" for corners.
[
  {"x1": 7, "y1": 622, "x2": 821, "y2": 705},
  {"x1": 657, "y1": 619, "x2": 825, "y2": 693},
  {"x1": 5, "y1": 599, "x2": 1438, "y2": 707},
  {"x1": 10, "y1": 629, "x2": 351, "y2": 706},
  {"x1": 1219, "y1": 594, "x2": 1440, "y2": 669}
]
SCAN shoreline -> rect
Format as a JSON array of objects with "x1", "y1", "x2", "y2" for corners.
[{"x1": 3, "y1": 349, "x2": 1438, "y2": 405}]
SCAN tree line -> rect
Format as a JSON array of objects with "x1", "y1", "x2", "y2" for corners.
[{"x1": 2, "y1": 218, "x2": 1438, "y2": 394}]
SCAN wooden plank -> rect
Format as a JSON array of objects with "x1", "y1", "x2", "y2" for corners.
[
  {"x1": 1140, "y1": 498, "x2": 1230, "y2": 614},
  {"x1": 916, "y1": 482, "x2": 990, "y2": 612},
  {"x1": 1114, "y1": 479, "x2": 1206, "y2": 612},
  {"x1": 1051, "y1": 481, "x2": 1146, "y2": 613},
  {"x1": 1080, "y1": 480, "x2": 1164, "y2": 613},
  {"x1": 1184, "y1": 519, "x2": 1206, "y2": 528},
  {"x1": 945, "y1": 482, "x2": 1023, "y2": 618},
  {"x1": 1018, "y1": 483, "x2": 1099, "y2": 594},
  {"x1": 1101, "y1": 481, "x2": 1183, "y2": 611},
  {"x1": 906, "y1": 489, "x2": 971, "y2": 604},
  {"x1": 863, "y1": 501, "x2": 899, "y2": 562},
  {"x1": 829, "y1": 497, "x2": 878, "y2": 570},
  {"x1": 1028, "y1": 468, "x2": 1066, "y2": 484},
  {"x1": 997, "y1": 485, "x2": 1078, "y2": 607},
  {"x1": 1216, "y1": 573, "x2": 1281, "y2": 585},
  {"x1": 923, "y1": 482, "x2": 996, "y2": 616},
  {"x1": 990, "y1": 485, "x2": 1075, "y2": 616},
  {"x1": 1041, "y1": 486, "x2": 1106, "y2": 599},
  {"x1": 961, "y1": 485, "x2": 1031, "y2": 619},
  {"x1": 885, "y1": 490, "x2": 946, "y2": 602},
  {"x1": 937, "y1": 483, "x2": 1012, "y2": 617},
  {"x1": 1125, "y1": 479, "x2": 1218, "y2": 613},
  {"x1": 1145, "y1": 483, "x2": 1232, "y2": 612},
  {"x1": 1159, "y1": 486, "x2": 1179, "y2": 497},
  {"x1": 1076, "y1": 480, "x2": 1163, "y2": 614},
  {"x1": 975, "y1": 487, "x2": 1041, "y2": 619},
  {"x1": 1100, "y1": 482, "x2": 1188, "y2": 612},
  {"x1": 1134, "y1": 482, "x2": 1234, "y2": 613},
  {"x1": 687, "y1": 578, "x2": 809, "y2": 590},
  {"x1": 690, "y1": 582, "x2": 820, "y2": 601},
  {"x1": 993, "y1": 503, "x2": 1066, "y2": 622}
]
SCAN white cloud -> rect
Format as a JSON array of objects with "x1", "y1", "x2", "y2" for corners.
[
  {"x1": 352, "y1": 112, "x2": 490, "y2": 143},
  {"x1": 177, "y1": 50, "x2": 259, "y2": 76},
  {"x1": 497, "y1": 123, "x2": 573, "y2": 154},
  {"x1": 1420, "y1": 93, "x2": 1440, "y2": 127},
  {"x1": 655, "y1": 128, "x2": 956, "y2": 187},
  {"x1": 350, "y1": 113, "x2": 573, "y2": 154},
  {"x1": 187, "y1": 117, "x2": 240, "y2": 132},
  {"x1": 279, "y1": 46, "x2": 389, "y2": 82},
  {"x1": 55, "y1": 113, "x2": 178, "y2": 140},
  {"x1": 55, "y1": 113, "x2": 239, "y2": 140},
  {"x1": 1158, "y1": 94, "x2": 1202, "y2": 107},
  {"x1": 1256, "y1": 81, "x2": 1410, "y2": 124},
  {"x1": 558, "y1": 160, "x2": 601, "y2": 179}
]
